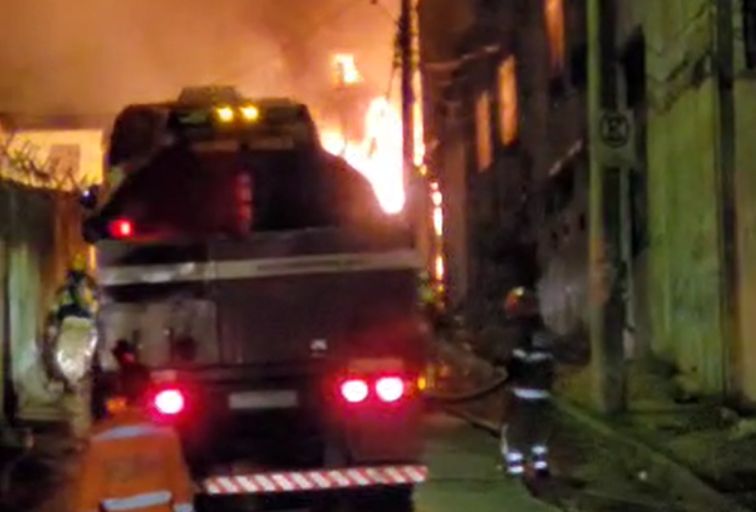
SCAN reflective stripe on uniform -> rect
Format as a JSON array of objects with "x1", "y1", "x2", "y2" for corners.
[
  {"x1": 512, "y1": 387, "x2": 551, "y2": 400},
  {"x1": 507, "y1": 464, "x2": 525, "y2": 475},
  {"x1": 93, "y1": 423, "x2": 166, "y2": 442},
  {"x1": 101, "y1": 490, "x2": 172, "y2": 511},
  {"x1": 505, "y1": 451, "x2": 523, "y2": 462},
  {"x1": 173, "y1": 504, "x2": 195, "y2": 512},
  {"x1": 99, "y1": 250, "x2": 422, "y2": 286},
  {"x1": 512, "y1": 349, "x2": 553, "y2": 363}
]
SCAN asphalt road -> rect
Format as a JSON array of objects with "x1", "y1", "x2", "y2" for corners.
[
  {"x1": 4, "y1": 413, "x2": 559, "y2": 512},
  {"x1": 415, "y1": 413, "x2": 558, "y2": 512}
]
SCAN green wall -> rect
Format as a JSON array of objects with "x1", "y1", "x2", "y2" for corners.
[{"x1": 640, "y1": 0, "x2": 726, "y2": 394}]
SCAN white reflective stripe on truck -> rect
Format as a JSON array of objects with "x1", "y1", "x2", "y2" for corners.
[
  {"x1": 98, "y1": 249, "x2": 421, "y2": 286},
  {"x1": 202, "y1": 465, "x2": 428, "y2": 495}
]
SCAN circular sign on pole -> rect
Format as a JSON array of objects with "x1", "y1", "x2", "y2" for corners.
[{"x1": 600, "y1": 112, "x2": 631, "y2": 148}]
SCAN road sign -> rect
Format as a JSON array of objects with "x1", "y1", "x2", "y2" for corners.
[{"x1": 598, "y1": 110, "x2": 635, "y2": 166}]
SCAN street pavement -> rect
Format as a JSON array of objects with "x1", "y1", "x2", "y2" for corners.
[
  {"x1": 415, "y1": 413, "x2": 558, "y2": 512},
  {"x1": 3, "y1": 413, "x2": 559, "y2": 512}
]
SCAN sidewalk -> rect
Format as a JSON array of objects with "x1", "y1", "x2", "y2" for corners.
[
  {"x1": 560, "y1": 359, "x2": 756, "y2": 509},
  {"x1": 428, "y1": 338, "x2": 750, "y2": 512}
]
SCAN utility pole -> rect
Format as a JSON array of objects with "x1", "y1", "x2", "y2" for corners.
[
  {"x1": 399, "y1": 0, "x2": 415, "y2": 208},
  {"x1": 587, "y1": 0, "x2": 625, "y2": 413}
]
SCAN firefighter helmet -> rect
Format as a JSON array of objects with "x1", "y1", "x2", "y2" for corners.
[
  {"x1": 70, "y1": 252, "x2": 89, "y2": 273},
  {"x1": 503, "y1": 286, "x2": 539, "y2": 318}
]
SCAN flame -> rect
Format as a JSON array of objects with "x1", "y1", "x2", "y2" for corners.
[
  {"x1": 320, "y1": 97, "x2": 405, "y2": 214},
  {"x1": 434, "y1": 253, "x2": 445, "y2": 281},
  {"x1": 413, "y1": 91, "x2": 425, "y2": 168},
  {"x1": 333, "y1": 53, "x2": 363, "y2": 86},
  {"x1": 320, "y1": 53, "x2": 404, "y2": 213}
]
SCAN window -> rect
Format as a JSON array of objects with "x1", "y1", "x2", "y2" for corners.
[
  {"x1": 744, "y1": 0, "x2": 756, "y2": 68},
  {"x1": 544, "y1": 0, "x2": 566, "y2": 76},
  {"x1": 475, "y1": 91, "x2": 493, "y2": 171},
  {"x1": 498, "y1": 56, "x2": 518, "y2": 146}
]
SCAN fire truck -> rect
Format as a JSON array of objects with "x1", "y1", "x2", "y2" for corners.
[{"x1": 82, "y1": 86, "x2": 428, "y2": 511}]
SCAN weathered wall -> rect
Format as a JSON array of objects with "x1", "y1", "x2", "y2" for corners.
[
  {"x1": 0, "y1": 183, "x2": 87, "y2": 421},
  {"x1": 636, "y1": 0, "x2": 727, "y2": 394},
  {"x1": 0, "y1": 121, "x2": 93, "y2": 420},
  {"x1": 733, "y1": 76, "x2": 756, "y2": 402},
  {"x1": 731, "y1": 0, "x2": 756, "y2": 403}
]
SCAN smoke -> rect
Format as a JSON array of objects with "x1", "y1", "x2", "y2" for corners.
[{"x1": 0, "y1": 0, "x2": 399, "y2": 116}]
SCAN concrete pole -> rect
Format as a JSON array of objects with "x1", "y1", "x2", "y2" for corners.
[{"x1": 587, "y1": 0, "x2": 625, "y2": 413}]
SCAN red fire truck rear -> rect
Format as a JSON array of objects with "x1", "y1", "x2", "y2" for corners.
[{"x1": 82, "y1": 86, "x2": 428, "y2": 511}]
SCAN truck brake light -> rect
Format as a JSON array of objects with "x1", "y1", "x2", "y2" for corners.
[
  {"x1": 340, "y1": 379, "x2": 369, "y2": 404},
  {"x1": 108, "y1": 218, "x2": 134, "y2": 239},
  {"x1": 154, "y1": 388, "x2": 185, "y2": 415},
  {"x1": 375, "y1": 376, "x2": 405, "y2": 403}
]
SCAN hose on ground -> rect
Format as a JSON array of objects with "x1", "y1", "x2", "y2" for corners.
[{"x1": 423, "y1": 371, "x2": 508, "y2": 403}]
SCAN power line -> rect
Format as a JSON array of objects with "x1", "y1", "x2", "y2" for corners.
[{"x1": 370, "y1": 0, "x2": 399, "y2": 25}]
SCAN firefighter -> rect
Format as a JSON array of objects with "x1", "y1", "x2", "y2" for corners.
[
  {"x1": 75, "y1": 365, "x2": 195, "y2": 512},
  {"x1": 112, "y1": 340, "x2": 147, "y2": 375},
  {"x1": 499, "y1": 286, "x2": 555, "y2": 478},
  {"x1": 46, "y1": 252, "x2": 99, "y2": 442},
  {"x1": 93, "y1": 340, "x2": 148, "y2": 421},
  {"x1": 418, "y1": 271, "x2": 439, "y2": 325},
  {"x1": 49, "y1": 252, "x2": 98, "y2": 326}
]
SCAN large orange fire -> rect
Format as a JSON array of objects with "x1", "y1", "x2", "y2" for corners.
[
  {"x1": 320, "y1": 97, "x2": 404, "y2": 214},
  {"x1": 319, "y1": 52, "x2": 444, "y2": 294},
  {"x1": 319, "y1": 54, "x2": 405, "y2": 214}
]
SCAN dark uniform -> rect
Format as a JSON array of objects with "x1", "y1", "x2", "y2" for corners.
[{"x1": 500, "y1": 288, "x2": 556, "y2": 477}]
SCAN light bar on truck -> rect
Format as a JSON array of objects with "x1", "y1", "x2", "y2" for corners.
[
  {"x1": 215, "y1": 105, "x2": 235, "y2": 123},
  {"x1": 239, "y1": 104, "x2": 260, "y2": 122},
  {"x1": 202, "y1": 465, "x2": 428, "y2": 495}
]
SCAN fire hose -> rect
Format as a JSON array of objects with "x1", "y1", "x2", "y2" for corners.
[{"x1": 422, "y1": 370, "x2": 508, "y2": 404}]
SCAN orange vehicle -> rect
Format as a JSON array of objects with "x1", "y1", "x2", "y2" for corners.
[{"x1": 82, "y1": 87, "x2": 428, "y2": 511}]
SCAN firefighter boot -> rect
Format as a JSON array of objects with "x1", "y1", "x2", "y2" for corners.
[{"x1": 530, "y1": 443, "x2": 550, "y2": 477}]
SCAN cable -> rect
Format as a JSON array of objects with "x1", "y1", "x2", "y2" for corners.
[{"x1": 370, "y1": 0, "x2": 400, "y2": 25}]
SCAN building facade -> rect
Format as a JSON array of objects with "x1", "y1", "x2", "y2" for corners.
[{"x1": 421, "y1": 0, "x2": 756, "y2": 408}]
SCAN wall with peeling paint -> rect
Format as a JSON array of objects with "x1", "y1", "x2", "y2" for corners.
[
  {"x1": 615, "y1": 0, "x2": 729, "y2": 396},
  {"x1": 0, "y1": 182, "x2": 87, "y2": 422}
]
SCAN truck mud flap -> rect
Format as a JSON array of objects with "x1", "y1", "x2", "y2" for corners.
[{"x1": 201, "y1": 465, "x2": 428, "y2": 495}]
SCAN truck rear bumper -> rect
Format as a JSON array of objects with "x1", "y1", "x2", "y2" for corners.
[{"x1": 202, "y1": 464, "x2": 428, "y2": 496}]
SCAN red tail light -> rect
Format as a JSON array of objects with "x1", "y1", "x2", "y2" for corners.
[
  {"x1": 108, "y1": 218, "x2": 134, "y2": 239},
  {"x1": 340, "y1": 379, "x2": 369, "y2": 404},
  {"x1": 154, "y1": 388, "x2": 185, "y2": 415},
  {"x1": 375, "y1": 376, "x2": 405, "y2": 403}
]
